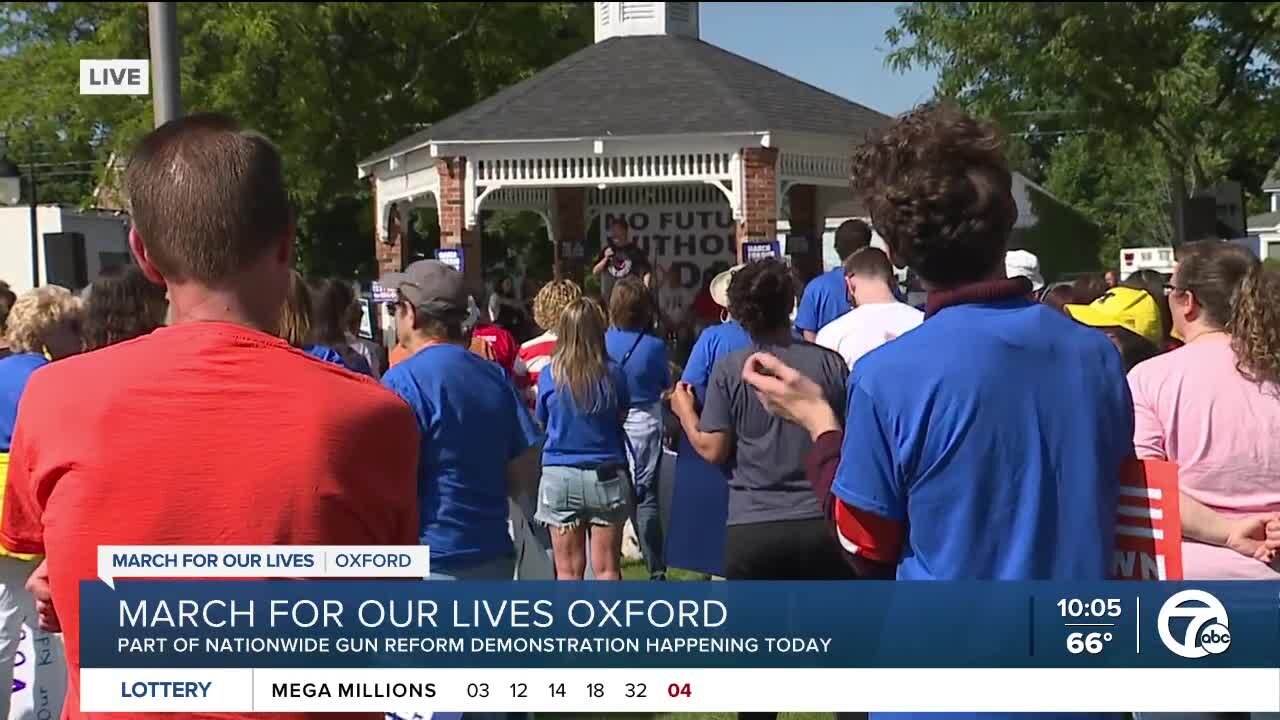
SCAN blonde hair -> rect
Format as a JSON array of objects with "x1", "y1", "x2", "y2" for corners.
[
  {"x1": 6, "y1": 286, "x2": 83, "y2": 353},
  {"x1": 550, "y1": 298, "x2": 614, "y2": 411},
  {"x1": 278, "y1": 270, "x2": 312, "y2": 347},
  {"x1": 533, "y1": 279, "x2": 582, "y2": 332}
]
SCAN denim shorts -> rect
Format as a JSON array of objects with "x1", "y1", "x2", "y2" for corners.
[{"x1": 536, "y1": 464, "x2": 632, "y2": 530}]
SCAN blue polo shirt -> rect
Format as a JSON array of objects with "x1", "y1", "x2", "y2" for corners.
[
  {"x1": 794, "y1": 268, "x2": 849, "y2": 334},
  {"x1": 383, "y1": 343, "x2": 541, "y2": 571},
  {"x1": 833, "y1": 297, "x2": 1133, "y2": 581},
  {"x1": 0, "y1": 353, "x2": 47, "y2": 451},
  {"x1": 537, "y1": 364, "x2": 630, "y2": 468},
  {"x1": 680, "y1": 321, "x2": 751, "y2": 402},
  {"x1": 605, "y1": 329, "x2": 670, "y2": 408}
]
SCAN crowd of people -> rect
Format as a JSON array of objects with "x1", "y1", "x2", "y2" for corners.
[{"x1": 0, "y1": 103, "x2": 1274, "y2": 720}]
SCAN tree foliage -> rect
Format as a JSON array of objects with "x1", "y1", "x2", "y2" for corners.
[
  {"x1": 0, "y1": 2, "x2": 592, "y2": 280},
  {"x1": 888, "y1": 2, "x2": 1280, "y2": 255}
]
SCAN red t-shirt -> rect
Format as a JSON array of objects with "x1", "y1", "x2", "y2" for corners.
[
  {"x1": 471, "y1": 323, "x2": 519, "y2": 379},
  {"x1": 0, "y1": 322, "x2": 420, "y2": 720}
]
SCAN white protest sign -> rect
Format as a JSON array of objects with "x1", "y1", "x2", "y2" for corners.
[
  {"x1": 96, "y1": 546, "x2": 431, "y2": 588},
  {"x1": 599, "y1": 206, "x2": 737, "y2": 318},
  {"x1": 7, "y1": 610, "x2": 66, "y2": 720}
]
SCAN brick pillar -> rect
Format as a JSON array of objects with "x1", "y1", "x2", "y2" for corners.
[
  {"x1": 786, "y1": 183, "x2": 822, "y2": 278},
  {"x1": 373, "y1": 177, "x2": 408, "y2": 276},
  {"x1": 737, "y1": 147, "x2": 780, "y2": 261},
  {"x1": 436, "y1": 157, "x2": 484, "y2": 293},
  {"x1": 552, "y1": 187, "x2": 586, "y2": 282}
]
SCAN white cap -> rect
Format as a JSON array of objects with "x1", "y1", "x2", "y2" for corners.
[{"x1": 1005, "y1": 249, "x2": 1044, "y2": 292}]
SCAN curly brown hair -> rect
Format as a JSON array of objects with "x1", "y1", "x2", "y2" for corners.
[
  {"x1": 1176, "y1": 241, "x2": 1280, "y2": 389},
  {"x1": 1230, "y1": 266, "x2": 1280, "y2": 388},
  {"x1": 532, "y1": 279, "x2": 582, "y2": 332},
  {"x1": 727, "y1": 259, "x2": 795, "y2": 339},
  {"x1": 851, "y1": 102, "x2": 1016, "y2": 288}
]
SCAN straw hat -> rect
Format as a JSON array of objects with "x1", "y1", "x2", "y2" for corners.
[{"x1": 709, "y1": 264, "x2": 745, "y2": 309}]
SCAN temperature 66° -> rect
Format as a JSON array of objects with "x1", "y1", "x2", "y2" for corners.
[{"x1": 1067, "y1": 631, "x2": 1112, "y2": 654}]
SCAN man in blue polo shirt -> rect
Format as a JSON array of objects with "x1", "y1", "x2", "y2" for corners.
[
  {"x1": 794, "y1": 219, "x2": 872, "y2": 341},
  {"x1": 382, "y1": 260, "x2": 542, "y2": 580},
  {"x1": 745, "y1": 103, "x2": 1134, "y2": 588}
]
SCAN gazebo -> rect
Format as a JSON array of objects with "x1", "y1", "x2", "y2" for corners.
[{"x1": 357, "y1": 1, "x2": 890, "y2": 293}]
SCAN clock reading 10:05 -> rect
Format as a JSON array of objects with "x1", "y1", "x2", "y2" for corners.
[{"x1": 1057, "y1": 598, "x2": 1122, "y2": 618}]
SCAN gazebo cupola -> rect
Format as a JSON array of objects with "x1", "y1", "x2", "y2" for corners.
[{"x1": 358, "y1": 1, "x2": 889, "y2": 289}]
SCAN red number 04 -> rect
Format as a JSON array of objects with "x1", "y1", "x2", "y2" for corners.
[{"x1": 667, "y1": 683, "x2": 691, "y2": 698}]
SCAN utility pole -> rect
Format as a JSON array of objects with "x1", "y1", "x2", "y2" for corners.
[{"x1": 148, "y1": 2, "x2": 181, "y2": 127}]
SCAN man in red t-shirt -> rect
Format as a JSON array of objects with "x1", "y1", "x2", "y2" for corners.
[{"x1": 0, "y1": 114, "x2": 420, "y2": 720}]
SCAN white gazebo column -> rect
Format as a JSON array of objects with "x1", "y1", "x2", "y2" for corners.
[
  {"x1": 436, "y1": 157, "x2": 484, "y2": 292},
  {"x1": 737, "y1": 146, "x2": 779, "y2": 259}
]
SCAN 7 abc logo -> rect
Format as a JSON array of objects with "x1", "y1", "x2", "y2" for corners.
[{"x1": 1157, "y1": 589, "x2": 1231, "y2": 659}]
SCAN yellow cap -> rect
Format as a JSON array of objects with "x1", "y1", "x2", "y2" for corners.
[{"x1": 1065, "y1": 287, "x2": 1163, "y2": 346}]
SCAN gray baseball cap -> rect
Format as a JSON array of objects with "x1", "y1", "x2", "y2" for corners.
[{"x1": 381, "y1": 259, "x2": 468, "y2": 317}]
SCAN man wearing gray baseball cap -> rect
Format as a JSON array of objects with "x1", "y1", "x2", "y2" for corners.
[{"x1": 381, "y1": 260, "x2": 543, "y2": 580}]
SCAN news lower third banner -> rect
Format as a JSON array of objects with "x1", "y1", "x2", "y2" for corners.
[{"x1": 80, "y1": 573, "x2": 1280, "y2": 713}]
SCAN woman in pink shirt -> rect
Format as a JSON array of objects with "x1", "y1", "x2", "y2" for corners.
[{"x1": 1128, "y1": 241, "x2": 1280, "y2": 579}]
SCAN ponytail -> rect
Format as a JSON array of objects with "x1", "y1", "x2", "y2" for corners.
[{"x1": 1229, "y1": 264, "x2": 1280, "y2": 390}]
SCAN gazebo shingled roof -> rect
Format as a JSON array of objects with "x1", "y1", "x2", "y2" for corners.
[
  {"x1": 360, "y1": 1, "x2": 886, "y2": 285},
  {"x1": 362, "y1": 35, "x2": 888, "y2": 165}
]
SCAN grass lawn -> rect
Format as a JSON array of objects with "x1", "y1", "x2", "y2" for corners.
[{"x1": 620, "y1": 558, "x2": 710, "y2": 582}]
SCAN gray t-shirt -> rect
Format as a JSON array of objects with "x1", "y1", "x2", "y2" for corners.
[{"x1": 699, "y1": 341, "x2": 848, "y2": 526}]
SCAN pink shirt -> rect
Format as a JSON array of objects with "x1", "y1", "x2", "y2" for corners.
[{"x1": 1128, "y1": 334, "x2": 1280, "y2": 579}]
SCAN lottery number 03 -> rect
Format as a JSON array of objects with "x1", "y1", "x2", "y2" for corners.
[{"x1": 467, "y1": 684, "x2": 489, "y2": 699}]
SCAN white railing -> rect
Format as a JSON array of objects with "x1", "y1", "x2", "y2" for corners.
[
  {"x1": 474, "y1": 152, "x2": 733, "y2": 186},
  {"x1": 483, "y1": 187, "x2": 552, "y2": 211},
  {"x1": 780, "y1": 153, "x2": 850, "y2": 184},
  {"x1": 587, "y1": 184, "x2": 725, "y2": 208},
  {"x1": 376, "y1": 166, "x2": 439, "y2": 206}
]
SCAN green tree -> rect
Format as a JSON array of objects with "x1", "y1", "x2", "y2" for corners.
[
  {"x1": 1043, "y1": 134, "x2": 1173, "y2": 266},
  {"x1": 0, "y1": 2, "x2": 592, "y2": 280},
  {"x1": 887, "y1": 2, "x2": 1280, "y2": 246}
]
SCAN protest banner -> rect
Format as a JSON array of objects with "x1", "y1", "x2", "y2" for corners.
[
  {"x1": 599, "y1": 205, "x2": 737, "y2": 318},
  {"x1": 1113, "y1": 459, "x2": 1183, "y2": 580},
  {"x1": 8, "y1": 619, "x2": 65, "y2": 720}
]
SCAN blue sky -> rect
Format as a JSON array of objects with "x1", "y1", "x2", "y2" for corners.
[{"x1": 700, "y1": 2, "x2": 937, "y2": 116}]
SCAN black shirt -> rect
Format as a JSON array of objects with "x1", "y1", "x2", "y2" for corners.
[{"x1": 598, "y1": 243, "x2": 652, "y2": 301}]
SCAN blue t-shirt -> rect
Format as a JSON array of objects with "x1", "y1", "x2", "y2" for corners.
[
  {"x1": 0, "y1": 353, "x2": 48, "y2": 452},
  {"x1": 605, "y1": 329, "x2": 670, "y2": 409},
  {"x1": 537, "y1": 364, "x2": 630, "y2": 468},
  {"x1": 832, "y1": 298, "x2": 1133, "y2": 581},
  {"x1": 382, "y1": 343, "x2": 541, "y2": 570},
  {"x1": 680, "y1": 321, "x2": 751, "y2": 402},
  {"x1": 794, "y1": 268, "x2": 849, "y2": 334},
  {"x1": 305, "y1": 344, "x2": 373, "y2": 376},
  {"x1": 304, "y1": 344, "x2": 344, "y2": 366}
]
